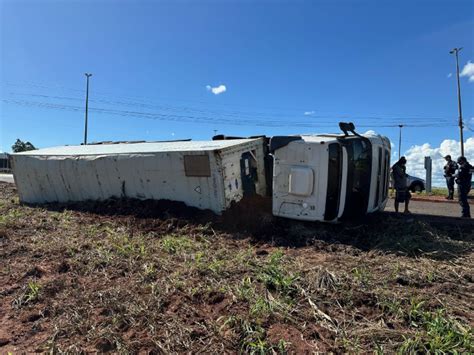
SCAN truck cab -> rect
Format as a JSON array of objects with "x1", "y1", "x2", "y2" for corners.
[{"x1": 271, "y1": 131, "x2": 391, "y2": 222}]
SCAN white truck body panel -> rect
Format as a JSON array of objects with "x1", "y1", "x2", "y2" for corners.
[{"x1": 11, "y1": 139, "x2": 267, "y2": 214}]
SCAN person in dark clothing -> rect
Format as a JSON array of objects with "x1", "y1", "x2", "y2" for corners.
[
  {"x1": 392, "y1": 156, "x2": 411, "y2": 214},
  {"x1": 443, "y1": 155, "x2": 458, "y2": 200},
  {"x1": 455, "y1": 156, "x2": 472, "y2": 218}
]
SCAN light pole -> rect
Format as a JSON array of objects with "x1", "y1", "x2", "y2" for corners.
[
  {"x1": 398, "y1": 124, "x2": 403, "y2": 158},
  {"x1": 84, "y1": 73, "x2": 92, "y2": 145},
  {"x1": 449, "y1": 47, "x2": 464, "y2": 157}
]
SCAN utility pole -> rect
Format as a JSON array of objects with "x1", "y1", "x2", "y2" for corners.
[
  {"x1": 398, "y1": 124, "x2": 403, "y2": 158},
  {"x1": 83, "y1": 73, "x2": 92, "y2": 145},
  {"x1": 450, "y1": 47, "x2": 464, "y2": 157}
]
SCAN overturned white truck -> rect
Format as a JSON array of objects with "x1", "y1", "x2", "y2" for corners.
[{"x1": 11, "y1": 123, "x2": 391, "y2": 222}]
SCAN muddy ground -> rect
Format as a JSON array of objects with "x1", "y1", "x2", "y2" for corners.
[{"x1": 0, "y1": 182, "x2": 473, "y2": 353}]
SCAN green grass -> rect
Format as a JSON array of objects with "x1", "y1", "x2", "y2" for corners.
[
  {"x1": 257, "y1": 251, "x2": 297, "y2": 296},
  {"x1": 161, "y1": 235, "x2": 192, "y2": 254},
  {"x1": 13, "y1": 280, "x2": 42, "y2": 308},
  {"x1": 417, "y1": 187, "x2": 449, "y2": 197},
  {"x1": 0, "y1": 208, "x2": 24, "y2": 227},
  {"x1": 112, "y1": 234, "x2": 147, "y2": 258},
  {"x1": 399, "y1": 309, "x2": 473, "y2": 353},
  {"x1": 222, "y1": 317, "x2": 272, "y2": 355},
  {"x1": 142, "y1": 262, "x2": 157, "y2": 281},
  {"x1": 351, "y1": 266, "x2": 371, "y2": 288},
  {"x1": 26, "y1": 281, "x2": 41, "y2": 303},
  {"x1": 250, "y1": 296, "x2": 275, "y2": 318},
  {"x1": 235, "y1": 277, "x2": 255, "y2": 301},
  {"x1": 406, "y1": 297, "x2": 425, "y2": 326},
  {"x1": 389, "y1": 187, "x2": 450, "y2": 197},
  {"x1": 377, "y1": 295, "x2": 404, "y2": 319}
]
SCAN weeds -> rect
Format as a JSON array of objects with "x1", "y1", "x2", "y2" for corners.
[
  {"x1": 250, "y1": 295, "x2": 274, "y2": 318},
  {"x1": 26, "y1": 281, "x2": 41, "y2": 303},
  {"x1": 112, "y1": 234, "x2": 147, "y2": 258},
  {"x1": 223, "y1": 317, "x2": 270, "y2": 354},
  {"x1": 0, "y1": 208, "x2": 23, "y2": 227},
  {"x1": 13, "y1": 281, "x2": 42, "y2": 308},
  {"x1": 142, "y1": 262, "x2": 157, "y2": 281},
  {"x1": 258, "y1": 251, "x2": 296, "y2": 296},
  {"x1": 351, "y1": 266, "x2": 371, "y2": 288},
  {"x1": 161, "y1": 235, "x2": 192, "y2": 254},
  {"x1": 207, "y1": 258, "x2": 226, "y2": 275},
  {"x1": 51, "y1": 210, "x2": 74, "y2": 227},
  {"x1": 377, "y1": 295, "x2": 403, "y2": 318},
  {"x1": 425, "y1": 270, "x2": 438, "y2": 283},
  {"x1": 399, "y1": 309, "x2": 473, "y2": 353},
  {"x1": 406, "y1": 297, "x2": 425, "y2": 326},
  {"x1": 235, "y1": 277, "x2": 255, "y2": 301}
]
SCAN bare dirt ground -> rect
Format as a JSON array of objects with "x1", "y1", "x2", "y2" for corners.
[{"x1": 0, "y1": 181, "x2": 473, "y2": 353}]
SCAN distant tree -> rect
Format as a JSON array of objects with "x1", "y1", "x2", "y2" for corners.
[{"x1": 12, "y1": 139, "x2": 37, "y2": 153}]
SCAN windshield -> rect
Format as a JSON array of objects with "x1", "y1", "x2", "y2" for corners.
[
  {"x1": 324, "y1": 143, "x2": 342, "y2": 221},
  {"x1": 341, "y1": 137, "x2": 372, "y2": 219}
]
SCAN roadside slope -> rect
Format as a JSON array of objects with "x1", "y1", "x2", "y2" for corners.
[{"x1": 0, "y1": 182, "x2": 472, "y2": 353}]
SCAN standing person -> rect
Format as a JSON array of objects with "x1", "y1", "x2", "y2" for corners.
[
  {"x1": 443, "y1": 155, "x2": 458, "y2": 200},
  {"x1": 392, "y1": 156, "x2": 411, "y2": 214},
  {"x1": 455, "y1": 156, "x2": 472, "y2": 218}
]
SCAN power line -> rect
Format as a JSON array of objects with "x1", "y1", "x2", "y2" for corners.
[
  {"x1": 2, "y1": 98, "x2": 458, "y2": 129},
  {"x1": 1, "y1": 80, "x2": 462, "y2": 123},
  {"x1": 6, "y1": 91, "x2": 459, "y2": 128}
]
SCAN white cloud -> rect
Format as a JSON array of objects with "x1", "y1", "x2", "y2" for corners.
[
  {"x1": 447, "y1": 73, "x2": 452, "y2": 78},
  {"x1": 389, "y1": 141, "x2": 399, "y2": 161},
  {"x1": 460, "y1": 61, "x2": 474, "y2": 82},
  {"x1": 206, "y1": 84, "x2": 227, "y2": 95},
  {"x1": 403, "y1": 138, "x2": 474, "y2": 187},
  {"x1": 363, "y1": 130, "x2": 378, "y2": 136},
  {"x1": 304, "y1": 111, "x2": 315, "y2": 116}
]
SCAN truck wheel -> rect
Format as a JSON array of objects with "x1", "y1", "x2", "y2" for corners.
[{"x1": 411, "y1": 182, "x2": 424, "y2": 193}]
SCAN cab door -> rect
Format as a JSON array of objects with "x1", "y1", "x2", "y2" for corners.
[{"x1": 240, "y1": 152, "x2": 257, "y2": 196}]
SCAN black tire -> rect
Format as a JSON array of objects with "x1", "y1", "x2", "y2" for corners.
[{"x1": 410, "y1": 182, "x2": 424, "y2": 193}]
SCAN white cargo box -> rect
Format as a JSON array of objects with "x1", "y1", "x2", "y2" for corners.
[{"x1": 11, "y1": 139, "x2": 267, "y2": 214}]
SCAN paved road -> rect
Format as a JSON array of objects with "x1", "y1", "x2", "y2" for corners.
[
  {"x1": 385, "y1": 197, "x2": 469, "y2": 218},
  {"x1": 0, "y1": 174, "x2": 14, "y2": 184}
]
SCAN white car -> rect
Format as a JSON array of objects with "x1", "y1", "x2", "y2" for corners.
[
  {"x1": 406, "y1": 175, "x2": 425, "y2": 192},
  {"x1": 390, "y1": 174, "x2": 425, "y2": 192}
]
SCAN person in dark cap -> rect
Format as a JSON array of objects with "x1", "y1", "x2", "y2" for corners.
[
  {"x1": 392, "y1": 156, "x2": 411, "y2": 214},
  {"x1": 455, "y1": 156, "x2": 472, "y2": 218},
  {"x1": 443, "y1": 155, "x2": 458, "y2": 200}
]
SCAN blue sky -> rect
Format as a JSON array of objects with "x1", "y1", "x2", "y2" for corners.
[{"x1": 1, "y1": 0, "x2": 473, "y2": 160}]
